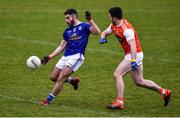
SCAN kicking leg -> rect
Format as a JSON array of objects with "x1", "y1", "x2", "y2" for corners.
[
  {"x1": 51, "y1": 66, "x2": 79, "y2": 90},
  {"x1": 41, "y1": 65, "x2": 73, "y2": 105},
  {"x1": 63, "y1": 59, "x2": 84, "y2": 90},
  {"x1": 50, "y1": 67, "x2": 62, "y2": 82},
  {"x1": 51, "y1": 66, "x2": 73, "y2": 96}
]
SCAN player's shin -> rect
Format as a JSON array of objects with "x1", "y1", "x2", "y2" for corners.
[
  {"x1": 42, "y1": 80, "x2": 64, "y2": 105},
  {"x1": 51, "y1": 79, "x2": 64, "y2": 96}
]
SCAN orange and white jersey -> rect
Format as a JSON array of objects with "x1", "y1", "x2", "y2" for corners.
[{"x1": 104, "y1": 19, "x2": 142, "y2": 54}]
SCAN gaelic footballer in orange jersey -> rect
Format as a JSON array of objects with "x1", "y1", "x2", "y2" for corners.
[
  {"x1": 100, "y1": 7, "x2": 171, "y2": 110},
  {"x1": 104, "y1": 19, "x2": 142, "y2": 54}
]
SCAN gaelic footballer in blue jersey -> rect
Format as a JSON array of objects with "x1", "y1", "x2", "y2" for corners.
[{"x1": 40, "y1": 9, "x2": 101, "y2": 106}]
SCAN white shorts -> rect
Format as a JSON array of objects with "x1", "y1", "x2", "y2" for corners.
[
  {"x1": 56, "y1": 53, "x2": 85, "y2": 72},
  {"x1": 124, "y1": 52, "x2": 144, "y2": 65}
]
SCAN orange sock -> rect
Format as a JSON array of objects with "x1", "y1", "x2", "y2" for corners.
[
  {"x1": 117, "y1": 98, "x2": 124, "y2": 101},
  {"x1": 116, "y1": 98, "x2": 124, "y2": 104}
]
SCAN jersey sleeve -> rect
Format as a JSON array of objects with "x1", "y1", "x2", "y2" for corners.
[
  {"x1": 104, "y1": 24, "x2": 113, "y2": 35},
  {"x1": 63, "y1": 31, "x2": 68, "y2": 41},
  {"x1": 84, "y1": 23, "x2": 91, "y2": 33},
  {"x1": 123, "y1": 29, "x2": 135, "y2": 42}
]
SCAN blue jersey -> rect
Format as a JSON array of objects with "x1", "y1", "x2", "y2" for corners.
[{"x1": 63, "y1": 22, "x2": 91, "y2": 56}]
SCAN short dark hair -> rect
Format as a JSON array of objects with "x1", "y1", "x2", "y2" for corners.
[
  {"x1": 64, "y1": 9, "x2": 78, "y2": 17},
  {"x1": 109, "y1": 7, "x2": 122, "y2": 19}
]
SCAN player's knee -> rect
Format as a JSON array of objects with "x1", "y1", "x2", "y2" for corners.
[
  {"x1": 113, "y1": 72, "x2": 122, "y2": 79},
  {"x1": 135, "y1": 80, "x2": 144, "y2": 87},
  {"x1": 57, "y1": 74, "x2": 66, "y2": 82},
  {"x1": 50, "y1": 75, "x2": 57, "y2": 82},
  {"x1": 113, "y1": 72, "x2": 118, "y2": 79},
  {"x1": 50, "y1": 77, "x2": 57, "y2": 82}
]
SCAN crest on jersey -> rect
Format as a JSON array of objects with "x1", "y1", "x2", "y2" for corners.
[
  {"x1": 73, "y1": 28, "x2": 76, "y2": 32},
  {"x1": 78, "y1": 26, "x2": 82, "y2": 30}
]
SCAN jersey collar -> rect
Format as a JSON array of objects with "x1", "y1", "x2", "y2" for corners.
[{"x1": 74, "y1": 21, "x2": 82, "y2": 26}]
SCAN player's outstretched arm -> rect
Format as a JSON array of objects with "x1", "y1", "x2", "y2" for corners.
[
  {"x1": 49, "y1": 39, "x2": 67, "y2": 58},
  {"x1": 41, "y1": 40, "x2": 67, "y2": 65},
  {"x1": 85, "y1": 11, "x2": 101, "y2": 35},
  {"x1": 99, "y1": 24, "x2": 113, "y2": 44}
]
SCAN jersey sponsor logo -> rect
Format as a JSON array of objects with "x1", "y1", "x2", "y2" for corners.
[
  {"x1": 67, "y1": 30, "x2": 72, "y2": 33},
  {"x1": 69, "y1": 33, "x2": 82, "y2": 40}
]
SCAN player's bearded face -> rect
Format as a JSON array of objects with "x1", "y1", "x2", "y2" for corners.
[{"x1": 65, "y1": 15, "x2": 75, "y2": 27}]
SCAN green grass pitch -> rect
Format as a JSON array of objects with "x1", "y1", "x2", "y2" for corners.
[{"x1": 0, "y1": 0, "x2": 180, "y2": 117}]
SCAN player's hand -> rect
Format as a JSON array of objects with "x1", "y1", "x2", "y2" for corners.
[
  {"x1": 41, "y1": 56, "x2": 51, "y2": 65},
  {"x1": 85, "y1": 11, "x2": 92, "y2": 21},
  {"x1": 99, "y1": 38, "x2": 107, "y2": 44},
  {"x1": 130, "y1": 59, "x2": 138, "y2": 71}
]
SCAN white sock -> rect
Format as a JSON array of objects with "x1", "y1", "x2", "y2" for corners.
[{"x1": 68, "y1": 77, "x2": 73, "y2": 82}]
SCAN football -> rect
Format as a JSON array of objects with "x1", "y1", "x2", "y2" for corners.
[{"x1": 26, "y1": 56, "x2": 41, "y2": 69}]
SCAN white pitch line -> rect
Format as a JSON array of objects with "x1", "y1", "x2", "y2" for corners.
[
  {"x1": 0, "y1": 35, "x2": 119, "y2": 55},
  {"x1": 0, "y1": 35, "x2": 57, "y2": 46},
  {"x1": 0, "y1": 35, "x2": 179, "y2": 64},
  {"x1": 0, "y1": 93, "x2": 118, "y2": 116},
  {"x1": 0, "y1": 93, "x2": 39, "y2": 104}
]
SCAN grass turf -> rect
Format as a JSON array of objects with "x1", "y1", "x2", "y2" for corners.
[{"x1": 0, "y1": 0, "x2": 180, "y2": 116}]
